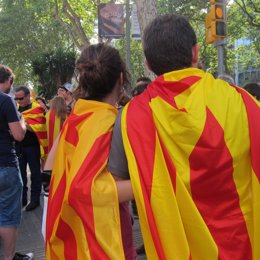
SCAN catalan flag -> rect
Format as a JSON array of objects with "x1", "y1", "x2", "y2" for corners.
[
  {"x1": 46, "y1": 99, "x2": 125, "y2": 260},
  {"x1": 45, "y1": 110, "x2": 65, "y2": 152},
  {"x1": 21, "y1": 101, "x2": 48, "y2": 159},
  {"x1": 122, "y1": 68, "x2": 260, "y2": 260}
]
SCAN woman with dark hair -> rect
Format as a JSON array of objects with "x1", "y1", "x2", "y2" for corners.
[{"x1": 46, "y1": 43, "x2": 136, "y2": 260}]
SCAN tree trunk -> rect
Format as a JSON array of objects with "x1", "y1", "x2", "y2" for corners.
[
  {"x1": 135, "y1": 0, "x2": 157, "y2": 79},
  {"x1": 135, "y1": 0, "x2": 157, "y2": 38}
]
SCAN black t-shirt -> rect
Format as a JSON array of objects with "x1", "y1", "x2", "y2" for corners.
[
  {"x1": 0, "y1": 92, "x2": 20, "y2": 167},
  {"x1": 17, "y1": 103, "x2": 39, "y2": 149}
]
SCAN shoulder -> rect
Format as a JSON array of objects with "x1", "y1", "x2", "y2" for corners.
[{"x1": 0, "y1": 92, "x2": 15, "y2": 107}]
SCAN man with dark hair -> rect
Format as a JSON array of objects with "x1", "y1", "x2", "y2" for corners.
[
  {"x1": 0, "y1": 64, "x2": 33, "y2": 260},
  {"x1": 244, "y1": 82, "x2": 260, "y2": 101},
  {"x1": 108, "y1": 14, "x2": 260, "y2": 260},
  {"x1": 132, "y1": 77, "x2": 152, "y2": 97},
  {"x1": 15, "y1": 86, "x2": 47, "y2": 211}
]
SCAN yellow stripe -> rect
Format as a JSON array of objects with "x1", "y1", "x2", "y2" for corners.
[
  {"x1": 92, "y1": 168, "x2": 125, "y2": 259},
  {"x1": 252, "y1": 172, "x2": 260, "y2": 260},
  {"x1": 152, "y1": 133, "x2": 190, "y2": 259}
]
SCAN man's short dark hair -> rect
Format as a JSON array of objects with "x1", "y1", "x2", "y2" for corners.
[
  {"x1": 0, "y1": 64, "x2": 15, "y2": 83},
  {"x1": 136, "y1": 76, "x2": 152, "y2": 84},
  {"x1": 244, "y1": 83, "x2": 260, "y2": 101},
  {"x1": 143, "y1": 14, "x2": 197, "y2": 76},
  {"x1": 15, "y1": 86, "x2": 30, "y2": 96}
]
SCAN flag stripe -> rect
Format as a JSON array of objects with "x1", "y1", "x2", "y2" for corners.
[
  {"x1": 21, "y1": 102, "x2": 48, "y2": 158},
  {"x1": 127, "y1": 98, "x2": 166, "y2": 260},
  {"x1": 189, "y1": 108, "x2": 252, "y2": 260},
  {"x1": 56, "y1": 219, "x2": 78, "y2": 260},
  {"x1": 22, "y1": 106, "x2": 43, "y2": 115},
  {"x1": 48, "y1": 110, "x2": 56, "y2": 150},
  {"x1": 234, "y1": 87, "x2": 260, "y2": 181},
  {"x1": 46, "y1": 172, "x2": 66, "y2": 241},
  {"x1": 26, "y1": 117, "x2": 46, "y2": 125}
]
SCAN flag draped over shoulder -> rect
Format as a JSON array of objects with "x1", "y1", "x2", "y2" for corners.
[
  {"x1": 21, "y1": 102, "x2": 48, "y2": 159},
  {"x1": 45, "y1": 110, "x2": 64, "y2": 152},
  {"x1": 46, "y1": 99, "x2": 125, "y2": 260},
  {"x1": 122, "y1": 68, "x2": 260, "y2": 260}
]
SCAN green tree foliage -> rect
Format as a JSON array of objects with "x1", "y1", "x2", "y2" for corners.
[
  {"x1": 0, "y1": 0, "x2": 72, "y2": 84},
  {"x1": 31, "y1": 48, "x2": 77, "y2": 99},
  {"x1": 1, "y1": 0, "x2": 259, "y2": 88}
]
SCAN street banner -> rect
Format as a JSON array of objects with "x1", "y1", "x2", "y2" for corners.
[
  {"x1": 131, "y1": 4, "x2": 141, "y2": 39},
  {"x1": 98, "y1": 3, "x2": 124, "y2": 38}
]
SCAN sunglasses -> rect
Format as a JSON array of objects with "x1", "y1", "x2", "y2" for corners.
[{"x1": 14, "y1": 96, "x2": 26, "y2": 101}]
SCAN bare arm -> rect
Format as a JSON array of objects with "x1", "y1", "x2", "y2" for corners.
[
  {"x1": 8, "y1": 117, "x2": 26, "y2": 142},
  {"x1": 25, "y1": 122, "x2": 33, "y2": 132},
  {"x1": 44, "y1": 134, "x2": 60, "y2": 171},
  {"x1": 114, "y1": 175, "x2": 134, "y2": 203}
]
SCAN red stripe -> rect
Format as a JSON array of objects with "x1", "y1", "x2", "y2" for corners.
[
  {"x1": 127, "y1": 97, "x2": 166, "y2": 260},
  {"x1": 234, "y1": 86, "x2": 260, "y2": 182},
  {"x1": 48, "y1": 111, "x2": 56, "y2": 151},
  {"x1": 56, "y1": 219, "x2": 77, "y2": 260},
  {"x1": 68, "y1": 132, "x2": 112, "y2": 260},
  {"x1": 46, "y1": 172, "x2": 66, "y2": 241},
  {"x1": 26, "y1": 116, "x2": 46, "y2": 125},
  {"x1": 35, "y1": 131, "x2": 47, "y2": 139},
  {"x1": 145, "y1": 75, "x2": 201, "y2": 108},
  {"x1": 22, "y1": 106, "x2": 44, "y2": 115},
  {"x1": 65, "y1": 111, "x2": 92, "y2": 146},
  {"x1": 189, "y1": 108, "x2": 252, "y2": 260},
  {"x1": 44, "y1": 146, "x2": 48, "y2": 154}
]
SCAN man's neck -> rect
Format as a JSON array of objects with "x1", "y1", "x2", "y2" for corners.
[{"x1": 0, "y1": 83, "x2": 9, "y2": 94}]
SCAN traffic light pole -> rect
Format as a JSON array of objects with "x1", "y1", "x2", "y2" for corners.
[{"x1": 213, "y1": 38, "x2": 227, "y2": 76}]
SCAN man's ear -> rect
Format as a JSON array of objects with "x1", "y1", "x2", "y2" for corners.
[{"x1": 192, "y1": 43, "x2": 199, "y2": 68}]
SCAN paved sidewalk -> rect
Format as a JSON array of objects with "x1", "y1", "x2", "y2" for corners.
[{"x1": 0, "y1": 196, "x2": 147, "y2": 260}]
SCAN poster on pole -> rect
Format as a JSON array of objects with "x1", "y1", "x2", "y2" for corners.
[
  {"x1": 131, "y1": 4, "x2": 141, "y2": 40},
  {"x1": 98, "y1": 3, "x2": 125, "y2": 38}
]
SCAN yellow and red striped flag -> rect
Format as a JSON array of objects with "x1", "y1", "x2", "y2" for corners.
[
  {"x1": 21, "y1": 101, "x2": 48, "y2": 159},
  {"x1": 45, "y1": 110, "x2": 65, "y2": 152},
  {"x1": 122, "y1": 68, "x2": 260, "y2": 260},
  {"x1": 46, "y1": 99, "x2": 125, "y2": 260}
]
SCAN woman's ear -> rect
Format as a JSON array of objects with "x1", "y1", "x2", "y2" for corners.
[{"x1": 192, "y1": 44, "x2": 199, "y2": 67}]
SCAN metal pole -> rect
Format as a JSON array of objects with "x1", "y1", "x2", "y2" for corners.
[
  {"x1": 214, "y1": 38, "x2": 227, "y2": 76},
  {"x1": 125, "y1": 0, "x2": 131, "y2": 74}
]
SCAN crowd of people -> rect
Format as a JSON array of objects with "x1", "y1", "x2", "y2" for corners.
[{"x1": 1, "y1": 13, "x2": 260, "y2": 260}]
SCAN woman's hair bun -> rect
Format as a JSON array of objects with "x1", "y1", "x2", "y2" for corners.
[{"x1": 81, "y1": 60, "x2": 101, "y2": 73}]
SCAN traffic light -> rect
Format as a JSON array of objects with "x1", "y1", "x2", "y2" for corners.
[{"x1": 205, "y1": 0, "x2": 227, "y2": 44}]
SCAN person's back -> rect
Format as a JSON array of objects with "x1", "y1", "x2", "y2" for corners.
[
  {"x1": 46, "y1": 43, "x2": 136, "y2": 260},
  {"x1": 108, "y1": 14, "x2": 260, "y2": 260}
]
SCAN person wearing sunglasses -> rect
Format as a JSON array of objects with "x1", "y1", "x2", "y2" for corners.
[
  {"x1": 14, "y1": 86, "x2": 47, "y2": 212},
  {"x1": 0, "y1": 64, "x2": 33, "y2": 260}
]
